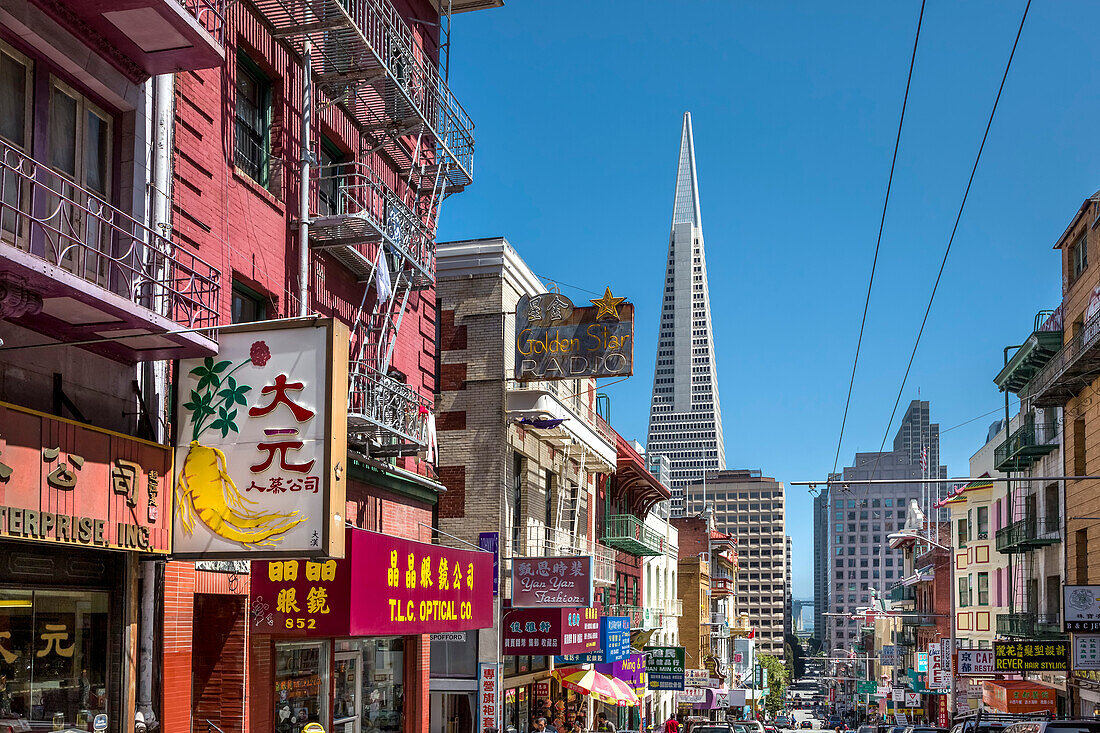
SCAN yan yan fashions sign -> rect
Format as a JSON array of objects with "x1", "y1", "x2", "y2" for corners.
[
  {"x1": 173, "y1": 319, "x2": 348, "y2": 558},
  {"x1": 511, "y1": 555, "x2": 593, "y2": 607},
  {"x1": 249, "y1": 527, "x2": 494, "y2": 636}
]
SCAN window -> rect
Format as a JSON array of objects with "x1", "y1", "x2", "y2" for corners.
[
  {"x1": 511, "y1": 454, "x2": 523, "y2": 549},
  {"x1": 1075, "y1": 417, "x2": 1087, "y2": 476},
  {"x1": 958, "y1": 576, "x2": 970, "y2": 607},
  {"x1": 231, "y1": 281, "x2": 267, "y2": 323},
  {"x1": 978, "y1": 572, "x2": 989, "y2": 605},
  {"x1": 1072, "y1": 233, "x2": 1088, "y2": 281},
  {"x1": 235, "y1": 54, "x2": 271, "y2": 187},
  {"x1": 316, "y1": 139, "x2": 345, "y2": 217},
  {"x1": 957, "y1": 517, "x2": 968, "y2": 546},
  {"x1": 0, "y1": 41, "x2": 31, "y2": 150},
  {"x1": 976, "y1": 506, "x2": 989, "y2": 539}
]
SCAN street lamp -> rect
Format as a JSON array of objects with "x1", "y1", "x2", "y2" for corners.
[{"x1": 887, "y1": 531, "x2": 956, "y2": 723}]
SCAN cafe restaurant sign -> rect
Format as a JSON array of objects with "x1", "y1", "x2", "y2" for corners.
[
  {"x1": 0, "y1": 401, "x2": 170, "y2": 552},
  {"x1": 502, "y1": 606, "x2": 600, "y2": 655},
  {"x1": 511, "y1": 554, "x2": 593, "y2": 607},
  {"x1": 515, "y1": 290, "x2": 634, "y2": 381},
  {"x1": 249, "y1": 527, "x2": 493, "y2": 635},
  {"x1": 174, "y1": 320, "x2": 349, "y2": 558}
]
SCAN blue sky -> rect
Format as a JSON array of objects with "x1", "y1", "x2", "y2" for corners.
[{"x1": 436, "y1": 1, "x2": 1100, "y2": 598}]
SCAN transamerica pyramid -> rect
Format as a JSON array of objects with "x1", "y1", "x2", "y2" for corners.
[{"x1": 646, "y1": 112, "x2": 726, "y2": 516}]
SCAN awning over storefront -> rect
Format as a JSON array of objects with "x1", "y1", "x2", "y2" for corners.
[
  {"x1": 613, "y1": 435, "x2": 672, "y2": 516},
  {"x1": 982, "y1": 680, "x2": 1058, "y2": 714}
]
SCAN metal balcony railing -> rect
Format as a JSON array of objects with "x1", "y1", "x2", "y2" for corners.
[
  {"x1": 310, "y1": 162, "x2": 435, "y2": 282},
  {"x1": 0, "y1": 138, "x2": 219, "y2": 330},
  {"x1": 901, "y1": 613, "x2": 938, "y2": 628},
  {"x1": 347, "y1": 362, "x2": 431, "y2": 448},
  {"x1": 177, "y1": 0, "x2": 227, "y2": 44},
  {"x1": 1026, "y1": 307, "x2": 1100, "y2": 406},
  {"x1": 251, "y1": 0, "x2": 474, "y2": 189},
  {"x1": 505, "y1": 525, "x2": 615, "y2": 588},
  {"x1": 602, "y1": 514, "x2": 666, "y2": 556},
  {"x1": 993, "y1": 421, "x2": 1059, "y2": 472},
  {"x1": 996, "y1": 612, "x2": 1065, "y2": 639},
  {"x1": 995, "y1": 515, "x2": 1062, "y2": 553},
  {"x1": 888, "y1": 583, "x2": 915, "y2": 603},
  {"x1": 606, "y1": 604, "x2": 644, "y2": 629},
  {"x1": 896, "y1": 626, "x2": 917, "y2": 647},
  {"x1": 707, "y1": 612, "x2": 728, "y2": 626}
]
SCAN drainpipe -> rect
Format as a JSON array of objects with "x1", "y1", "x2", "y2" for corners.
[
  {"x1": 298, "y1": 39, "x2": 312, "y2": 317},
  {"x1": 134, "y1": 71, "x2": 176, "y2": 731}
]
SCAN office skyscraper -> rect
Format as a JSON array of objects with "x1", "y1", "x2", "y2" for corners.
[
  {"x1": 825, "y1": 400, "x2": 947, "y2": 653},
  {"x1": 812, "y1": 485, "x2": 830, "y2": 647},
  {"x1": 647, "y1": 112, "x2": 726, "y2": 516}
]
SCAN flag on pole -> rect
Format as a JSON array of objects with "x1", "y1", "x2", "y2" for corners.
[{"x1": 919, "y1": 445, "x2": 928, "y2": 473}]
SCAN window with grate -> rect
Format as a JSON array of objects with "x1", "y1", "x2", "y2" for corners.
[{"x1": 235, "y1": 54, "x2": 271, "y2": 187}]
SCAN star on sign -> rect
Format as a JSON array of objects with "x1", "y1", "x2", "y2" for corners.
[{"x1": 589, "y1": 287, "x2": 626, "y2": 320}]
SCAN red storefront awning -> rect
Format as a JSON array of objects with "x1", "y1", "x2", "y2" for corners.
[
  {"x1": 982, "y1": 680, "x2": 1058, "y2": 714},
  {"x1": 249, "y1": 527, "x2": 494, "y2": 637},
  {"x1": 613, "y1": 434, "x2": 671, "y2": 516}
]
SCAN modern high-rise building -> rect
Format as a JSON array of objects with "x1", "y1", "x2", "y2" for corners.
[
  {"x1": 785, "y1": 535, "x2": 793, "y2": 638},
  {"x1": 825, "y1": 400, "x2": 947, "y2": 653},
  {"x1": 647, "y1": 112, "x2": 726, "y2": 516},
  {"x1": 812, "y1": 485, "x2": 831, "y2": 647},
  {"x1": 684, "y1": 470, "x2": 787, "y2": 656}
]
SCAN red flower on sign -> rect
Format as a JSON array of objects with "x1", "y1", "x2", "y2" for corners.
[{"x1": 250, "y1": 340, "x2": 271, "y2": 367}]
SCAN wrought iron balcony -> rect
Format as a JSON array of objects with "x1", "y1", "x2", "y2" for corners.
[
  {"x1": 995, "y1": 515, "x2": 1061, "y2": 553},
  {"x1": 606, "y1": 604, "x2": 644, "y2": 629},
  {"x1": 252, "y1": 0, "x2": 474, "y2": 191},
  {"x1": 1025, "y1": 308, "x2": 1100, "y2": 406},
  {"x1": 996, "y1": 612, "x2": 1065, "y2": 639},
  {"x1": 993, "y1": 421, "x2": 1059, "y2": 472},
  {"x1": 888, "y1": 583, "x2": 916, "y2": 603},
  {"x1": 309, "y1": 162, "x2": 435, "y2": 283},
  {"x1": 347, "y1": 362, "x2": 431, "y2": 451},
  {"x1": 896, "y1": 626, "x2": 918, "y2": 647},
  {"x1": 900, "y1": 613, "x2": 938, "y2": 628},
  {"x1": 506, "y1": 525, "x2": 615, "y2": 587},
  {"x1": 0, "y1": 138, "x2": 219, "y2": 361},
  {"x1": 601, "y1": 513, "x2": 667, "y2": 556},
  {"x1": 994, "y1": 310, "x2": 1063, "y2": 394}
]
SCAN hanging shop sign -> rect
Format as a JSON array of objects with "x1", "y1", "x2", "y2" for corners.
[
  {"x1": 645, "y1": 646, "x2": 686, "y2": 691},
  {"x1": 685, "y1": 669, "x2": 710, "y2": 688},
  {"x1": 478, "y1": 662, "x2": 501, "y2": 733},
  {"x1": 502, "y1": 606, "x2": 599, "y2": 655},
  {"x1": 1064, "y1": 586, "x2": 1100, "y2": 632},
  {"x1": 478, "y1": 532, "x2": 499, "y2": 595},
  {"x1": 982, "y1": 680, "x2": 1057, "y2": 714},
  {"x1": 1073, "y1": 635, "x2": 1100, "y2": 671},
  {"x1": 249, "y1": 527, "x2": 493, "y2": 636},
  {"x1": 993, "y1": 641, "x2": 1067, "y2": 672},
  {"x1": 880, "y1": 645, "x2": 898, "y2": 667},
  {"x1": 677, "y1": 689, "x2": 706, "y2": 705},
  {"x1": 597, "y1": 652, "x2": 648, "y2": 699},
  {"x1": 956, "y1": 648, "x2": 996, "y2": 675},
  {"x1": 557, "y1": 615, "x2": 631, "y2": 664},
  {"x1": 916, "y1": 653, "x2": 928, "y2": 672},
  {"x1": 928, "y1": 646, "x2": 946, "y2": 689},
  {"x1": 174, "y1": 320, "x2": 349, "y2": 558},
  {"x1": 514, "y1": 291, "x2": 634, "y2": 381},
  {"x1": 511, "y1": 555, "x2": 593, "y2": 608},
  {"x1": 0, "y1": 401, "x2": 171, "y2": 553}
]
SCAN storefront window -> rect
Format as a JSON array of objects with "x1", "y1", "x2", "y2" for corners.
[
  {"x1": 335, "y1": 636, "x2": 405, "y2": 732},
  {"x1": 430, "y1": 632, "x2": 478, "y2": 678},
  {"x1": 0, "y1": 588, "x2": 109, "y2": 730},
  {"x1": 275, "y1": 641, "x2": 329, "y2": 733}
]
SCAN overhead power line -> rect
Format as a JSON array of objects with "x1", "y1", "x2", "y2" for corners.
[
  {"x1": 872, "y1": 0, "x2": 1032, "y2": 470},
  {"x1": 832, "y1": 0, "x2": 927, "y2": 476}
]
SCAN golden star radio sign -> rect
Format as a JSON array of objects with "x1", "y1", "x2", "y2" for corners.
[{"x1": 514, "y1": 289, "x2": 634, "y2": 381}]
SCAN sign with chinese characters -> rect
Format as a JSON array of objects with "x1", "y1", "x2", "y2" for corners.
[
  {"x1": 956, "y1": 648, "x2": 996, "y2": 675},
  {"x1": 677, "y1": 689, "x2": 706, "y2": 705},
  {"x1": 501, "y1": 607, "x2": 599, "y2": 655},
  {"x1": 479, "y1": 532, "x2": 499, "y2": 595},
  {"x1": 249, "y1": 527, "x2": 493, "y2": 635},
  {"x1": 942, "y1": 637, "x2": 953, "y2": 678},
  {"x1": 645, "y1": 646, "x2": 686, "y2": 691},
  {"x1": 174, "y1": 320, "x2": 349, "y2": 558},
  {"x1": 1064, "y1": 586, "x2": 1100, "y2": 632},
  {"x1": 880, "y1": 645, "x2": 898, "y2": 667},
  {"x1": 0, "y1": 401, "x2": 170, "y2": 552},
  {"x1": 514, "y1": 291, "x2": 634, "y2": 381},
  {"x1": 597, "y1": 653, "x2": 648, "y2": 699},
  {"x1": 511, "y1": 555, "x2": 593, "y2": 608},
  {"x1": 993, "y1": 641, "x2": 1067, "y2": 672},
  {"x1": 916, "y1": 652, "x2": 928, "y2": 672},
  {"x1": 877, "y1": 685, "x2": 891, "y2": 697},
  {"x1": 478, "y1": 663, "x2": 501, "y2": 733},
  {"x1": 685, "y1": 669, "x2": 709, "y2": 688},
  {"x1": 1073, "y1": 635, "x2": 1100, "y2": 671},
  {"x1": 982, "y1": 681, "x2": 1057, "y2": 714},
  {"x1": 557, "y1": 615, "x2": 630, "y2": 664}
]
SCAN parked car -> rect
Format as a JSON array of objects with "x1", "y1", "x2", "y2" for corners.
[
  {"x1": 1002, "y1": 722, "x2": 1100, "y2": 733},
  {"x1": 903, "y1": 727, "x2": 946, "y2": 733},
  {"x1": 693, "y1": 727, "x2": 736, "y2": 733},
  {"x1": 802, "y1": 723, "x2": 815, "y2": 730},
  {"x1": 857, "y1": 725, "x2": 876, "y2": 733}
]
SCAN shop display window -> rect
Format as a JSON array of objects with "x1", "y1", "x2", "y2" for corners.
[
  {"x1": 334, "y1": 636, "x2": 405, "y2": 733},
  {"x1": 275, "y1": 641, "x2": 329, "y2": 733},
  {"x1": 0, "y1": 588, "x2": 109, "y2": 730}
]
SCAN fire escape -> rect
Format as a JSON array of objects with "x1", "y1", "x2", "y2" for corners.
[{"x1": 251, "y1": 0, "x2": 474, "y2": 455}]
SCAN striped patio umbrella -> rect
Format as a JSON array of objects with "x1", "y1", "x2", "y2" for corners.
[{"x1": 553, "y1": 667, "x2": 639, "y2": 707}]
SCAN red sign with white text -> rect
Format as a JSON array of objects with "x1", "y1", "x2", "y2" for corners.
[
  {"x1": 250, "y1": 527, "x2": 494, "y2": 635},
  {"x1": 502, "y1": 607, "x2": 599, "y2": 655}
]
